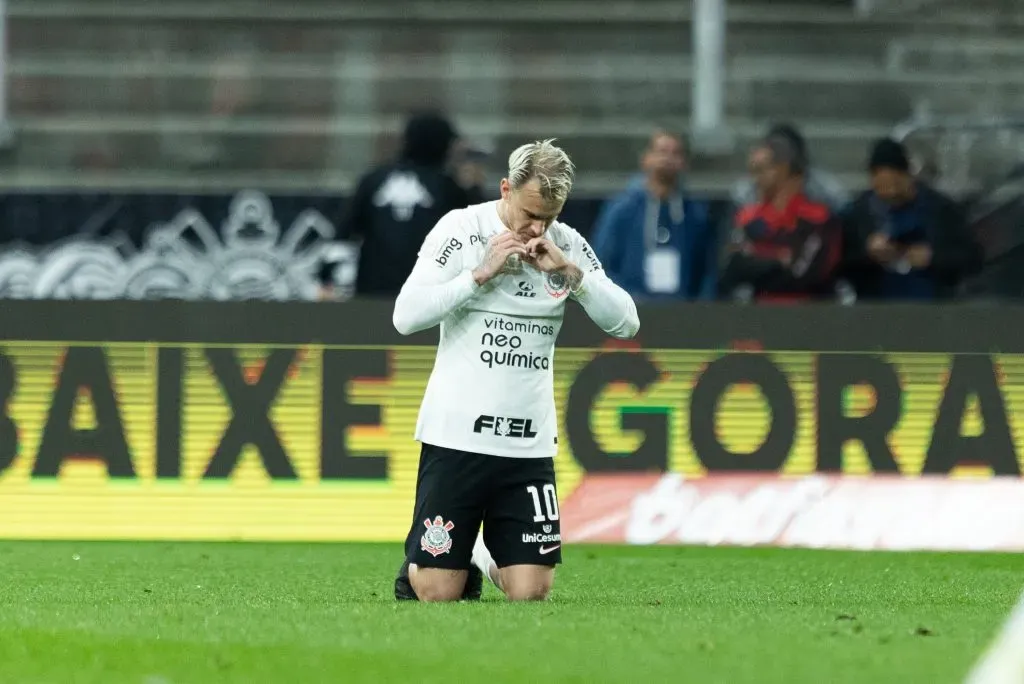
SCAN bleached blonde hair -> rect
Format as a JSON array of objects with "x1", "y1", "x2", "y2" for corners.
[{"x1": 507, "y1": 139, "x2": 576, "y2": 204}]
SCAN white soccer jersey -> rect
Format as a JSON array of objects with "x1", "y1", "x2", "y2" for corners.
[{"x1": 393, "y1": 200, "x2": 639, "y2": 459}]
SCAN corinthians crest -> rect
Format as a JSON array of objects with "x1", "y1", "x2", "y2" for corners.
[
  {"x1": 544, "y1": 270, "x2": 570, "y2": 298},
  {"x1": 0, "y1": 190, "x2": 357, "y2": 301},
  {"x1": 420, "y1": 515, "x2": 455, "y2": 557}
]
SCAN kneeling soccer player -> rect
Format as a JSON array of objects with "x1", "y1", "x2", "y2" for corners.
[{"x1": 391, "y1": 139, "x2": 639, "y2": 602}]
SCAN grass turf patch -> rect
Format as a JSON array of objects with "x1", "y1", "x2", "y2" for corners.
[{"x1": 0, "y1": 542, "x2": 1020, "y2": 683}]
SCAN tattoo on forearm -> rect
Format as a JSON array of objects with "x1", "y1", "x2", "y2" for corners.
[
  {"x1": 565, "y1": 265, "x2": 584, "y2": 292},
  {"x1": 479, "y1": 239, "x2": 521, "y2": 275},
  {"x1": 481, "y1": 242, "x2": 500, "y2": 270}
]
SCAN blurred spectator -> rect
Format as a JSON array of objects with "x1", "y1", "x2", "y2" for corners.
[
  {"x1": 449, "y1": 138, "x2": 492, "y2": 204},
  {"x1": 719, "y1": 132, "x2": 842, "y2": 302},
  {"x1": 590, "y1": 130, "x2": 717, "y2": 300},
  {"x1": 163, "y1": 45, "x2": 256, "y2": 170},
  {"x1": 339, "y1": 111, "x2": 473, "y2": 297},
  {"x1": 731, "y1": 123, "x2": 848, "y2": 213},
  {"x1": 841, "y1": 138, "x2": 982, "y2": 300}
]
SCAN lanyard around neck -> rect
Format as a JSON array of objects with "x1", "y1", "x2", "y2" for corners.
[{"x1": 644, "y1": 193, "x2": 685, "y2": 251}]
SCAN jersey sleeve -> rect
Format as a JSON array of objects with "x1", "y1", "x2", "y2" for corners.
[
  {"x1": 566, "y1": 227, "x2": 640, "y2": 339},
  {"x1": 392, "y1": 211, "x2": 481, "y2": 335}
]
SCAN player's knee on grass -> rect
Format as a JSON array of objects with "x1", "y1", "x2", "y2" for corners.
[
  {"x1": 409, "y1": 565, "x2": 468, "y2": 602},
  {"x1": 499, "y1": 565, "x2": 554, "y2": 601}
]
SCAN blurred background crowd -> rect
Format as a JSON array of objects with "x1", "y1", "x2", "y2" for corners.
[{"x1": 0, "y1": 0, "x2": 1022, "y2": 304}]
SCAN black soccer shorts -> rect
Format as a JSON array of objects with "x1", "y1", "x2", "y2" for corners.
[{"x1": 403, "y1": 443, "x2": 563, "y2": 569}]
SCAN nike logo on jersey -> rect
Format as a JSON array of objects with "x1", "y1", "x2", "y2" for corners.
[{"x1": 539, "y1": 544, "x2": 561, "y2": 555}]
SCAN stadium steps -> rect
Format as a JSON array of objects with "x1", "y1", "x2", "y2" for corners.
[
  {"x1": 4, "y1": 115, "x2": 1013, "y2": 190},
  {"x1": 5, "y1": 0, "x2": 1024, "y2": 194},
  {"x1": 0, "y1": 166, "x2": 870, "y2": 199},
  {"x1": 10, "y1": 0, "x2": 1024, "y2": 25},
  {"x1": 13, "y1": 61, "x2": 1024, "y2": 123},
  {"x1": 0, "y1": 0, "x2": 869, "y2": 22},
  {"x1": 11, "y1": 13, "x2": 1024, "y2": 62},
  {"x1": 887, "y1": 37, "x2": 1024, "y2": 74}
]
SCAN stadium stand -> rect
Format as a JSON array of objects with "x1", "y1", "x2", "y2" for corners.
[{"x1": 3, "y1": 0, "x2": 1024, "y2": 197}]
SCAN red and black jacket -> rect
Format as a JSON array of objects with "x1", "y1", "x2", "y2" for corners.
[{"x1": 719, "y1": 193, "x2": 842, "y2": 302}]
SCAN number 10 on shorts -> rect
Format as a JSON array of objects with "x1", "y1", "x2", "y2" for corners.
[{"x1": 527, "y1": 484, "x2": 560, "y2": 522}]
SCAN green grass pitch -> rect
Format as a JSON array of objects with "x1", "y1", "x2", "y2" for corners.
[{"x1": 0, "y1": 542, "x2": 1020, "y2": 683}]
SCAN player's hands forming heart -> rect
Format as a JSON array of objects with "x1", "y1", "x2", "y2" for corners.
[
  {"x1": 523, "y1": 238, "x2": 569, "y2": 273},
  {"x1": 473, "y1": 232, "x2": 529, "y2": 285}
]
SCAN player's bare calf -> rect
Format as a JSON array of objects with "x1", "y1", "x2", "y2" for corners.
[
  {"x1": 498, "y1": 565, "x2": 554, "y2": 601},
  {"x1": 472, "y1": 534, "x2": 554, "y2": 601},
  {"x1": 410, "y1": 559, "x2": 552, "y2": 603},
  {"x1": 408, "y1": 566, "x2": 468, "y2": 603}
]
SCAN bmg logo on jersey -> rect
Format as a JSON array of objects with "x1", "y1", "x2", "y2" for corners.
[
  {"x1": 473, "y1": 414, "x2": 538, "y2": 439},
  {"x1": 434, "y1": 237, "x2": 463, "y2": 267}
]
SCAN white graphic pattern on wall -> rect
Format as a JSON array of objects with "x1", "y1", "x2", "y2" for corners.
[{"x1": 0, "y1": 191, "x2": 357, "y2": 300}]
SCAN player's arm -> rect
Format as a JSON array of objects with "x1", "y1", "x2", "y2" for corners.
[
  {"x1": 530, "y1": 231, "x2": 639, "y2": 339},
  {"x1": 566, "y1": 259, "x2": 640, "y2": 340},
  {"x1": 392, "y1": 215, "x2": 478, "y2": 335},
  {"x1": 392, "y1": 216, "x2": 527, "y2": 335}
]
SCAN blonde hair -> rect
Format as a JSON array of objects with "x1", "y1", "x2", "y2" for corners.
[{"x1": 506, "y1": 139, "x2": 575, "y2": 203}]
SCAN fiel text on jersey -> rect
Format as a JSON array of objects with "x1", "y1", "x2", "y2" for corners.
[{"x1": 474, "y1": 414, "x2": 538, "y2": 438}]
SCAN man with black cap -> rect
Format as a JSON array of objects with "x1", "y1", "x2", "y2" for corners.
[
  {"x1": 339, "y1": 111, "x2": 475, "y2": 297},
  {"x1": 841, "y1": 138, "x2": 981, "y2": 300}
]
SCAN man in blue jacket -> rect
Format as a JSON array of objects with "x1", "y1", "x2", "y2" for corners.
[{"x1": 591, "y1": 130, "x2": 718, "y2": 300}]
